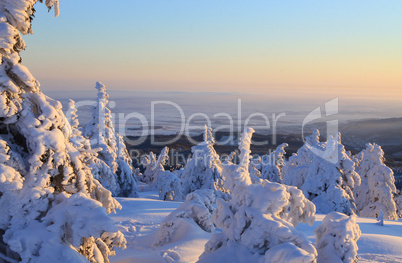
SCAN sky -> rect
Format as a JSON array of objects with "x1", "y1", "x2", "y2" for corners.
[{"x1": 22, "y1": 0, "x2": 402, "y2": 103}]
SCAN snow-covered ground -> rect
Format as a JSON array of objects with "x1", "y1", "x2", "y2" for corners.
[{"x1": 110, "y1": 190, "x2": 402, "y2": 263}]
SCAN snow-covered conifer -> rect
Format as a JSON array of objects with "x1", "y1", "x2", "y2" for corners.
[
  {"x1": 199, "y1": 128, "x2": 317, "y2": 263},
  {"x1": 261, "y1": 143, "x2": 288, "y2": 183},
  {"x1": 301, "y1": 133, "x2": 361, "y2": 215},
  {"x1": 84, "y1": 82, "x2": 138, "y2": 197},
  {"x1": 0, "y1": 2, "x2": 125, "y2": 262},
  {"x1": 315, "y1": 212, "x2": 361, "y2": 263},
  {"x1": 84, "y1": 82, "x2": 120, "y2": 194},
  {"x1": 354, "y1": 143, "x2": 398, "y2": 220},
  {"x1": 116, "y1": 134, "x2": 138, "y2": 197},
  {"x1": 281, "y1": 130, "x2": 322, "y2": 188},
  {"x1": 180, "y1": 126, "x2": 228, "y2": 198}
]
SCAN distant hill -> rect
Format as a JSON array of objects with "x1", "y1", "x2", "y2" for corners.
[
  {"x1": 125, "y1": 117, "x2": 402, "y2": 169},
  {"x1": 340, "y1": 117, "x2": 402, "y2": 157}
]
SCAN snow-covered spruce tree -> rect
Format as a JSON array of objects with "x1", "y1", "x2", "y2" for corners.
[
  {"x1": 282, "y1": 130, "x2": 323, "y2": 188},
  {"x1": 301, "y1": 133, "x2": 361, "y2": 215},
  {"x1": 261, "y1": 143, "x2": 288, "y2": 183},
  {"x1": 153, "y1": 189, "x2": 215, "y2": 247},
  {"x1": 66, "y1": 99, "x2": 118, "y2": 196},
  {"x1": 354, "y1": 143, "x2": 398, "y2": 220},
  {"x1": 198, "y1": 128, "x2": 317, "y2": 263},
  {"x1": 84, "y1": 82, "x2": 138, "y2": 197},
  {"x1": 116, "y1": 134, "x2": 138, "y2": 197},
  {"x1": 180, "y1": 126, "x2": 228, "y2": 199},
  {"x1": 0, "y1": 2, "x2": 126, "y2": 262},
  {"x1": 314, "y1": 212, "x2": 361, "y2": 263},
  {"x1": 66, "y1": 99, "x2": 87, "y2": 150}
]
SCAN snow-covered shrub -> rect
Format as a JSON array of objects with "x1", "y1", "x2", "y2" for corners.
[
  {"x1": 84, "y1": 82, "x2": 138, "y2": 197},
  {"x1": 281, "y1": 184, "x2": 316, "y2": 227},
  {"x1": 314, "y1": 212, "x2": 361, "y2": 263},
  {"x1": 137, "y1": 151, "x2": 157, "y2": 184},
  {"x1": 139, "y1": 147, "x2": 183, "y2": 200},
  {"x1": 153, "y1": 189, "x2": 215, "y2": 247},
  {"x1": 156, "y1": 170, "x2": 184, "y2": 201},
  {"x1": 140, "y1": 147, "x2": 169, "y2": 186},
  {"x1": 0, "y1": 2, "x2": 124, "y2": 262},
  {"x1": 377, "y1": 209, "x2": 384, "y2": 226},
  {"x1": 199, "y1": 128, "x2": 317, "y2": 263},
  {"x1": 261, "y1": 143, "x2": 288, "y2": 183},
  {"x1": 180, "y1": 126, "x2": 229, "y2": 198},
  {"x1": 354, "y1": 143, "x2": 398, "y2": 220}
]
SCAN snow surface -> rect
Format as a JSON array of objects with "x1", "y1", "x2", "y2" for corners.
[{"x1": 109, "y1": 188, "x2": 402, "y2": 263}]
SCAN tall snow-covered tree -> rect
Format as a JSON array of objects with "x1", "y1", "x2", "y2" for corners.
[
  {"x1": 260, "y1": 142, "x2": 288, "y2": 183},
  {"x1": 301, "y1": 133, "x2": 361, "y2": 215},
  {"x1": 282, "y1": 130, "x2": 360, "y2": 215},
  {"x1": 180, "y1": 126, "x2": 228, "y2": 198},
  {"x1": 354, "y1": 143, "x2": 398, "y2": 220},
  {"x1": 84, "y1": 82, "x2": 138, "y2": 197},
  {"x1": 0, "y1": 2, "x2": 126, "y2": 262},
  {"x1": 198, "y1": 128, "x2": 317, "y2": 263},
  {"x1": 66, "y1": 99, "x2": 118, "y2": 196}
]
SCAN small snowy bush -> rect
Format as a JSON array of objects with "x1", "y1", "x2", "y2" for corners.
[
  {"x1": 315, "y1": 212, "x2": 361, "y2": 263},
  {"x1": 153, "y1": 189, "x2": 215, "y2": 247},
  {"x1": 140, "y1": 147, "x2": 183, "y2": 200},
  {"x1": 156, "y1": 169, "x2": 184, "y2": 201},
  {"x1": 139, "y1": 147, "x2": 169, "y2": 186}
]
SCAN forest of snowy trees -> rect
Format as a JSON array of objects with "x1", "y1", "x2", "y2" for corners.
[{"x1": 0, "y1": 1, "x2": 401, "y2": 263}]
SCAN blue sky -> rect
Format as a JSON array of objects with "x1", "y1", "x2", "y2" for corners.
[{"x1": 23, "y1": 0, "x2": 402, "y2": 102}]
